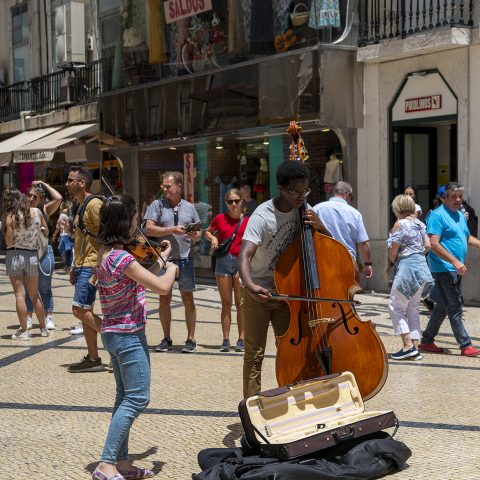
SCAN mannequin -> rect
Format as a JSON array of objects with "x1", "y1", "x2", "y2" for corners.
[
  {"x1": 323, "y1": 152, "x2": 343, "y2": 198},
  {"x1": 253, "y1": 158, "x2": 269, "y2": 203},
  {"x1": 215, "y1": 175, "x2": 238, "y2": 213}
]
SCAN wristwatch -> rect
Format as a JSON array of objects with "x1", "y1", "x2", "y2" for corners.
[{"x1": 364, "y1": 262, "x2": 372, "y2": 266}]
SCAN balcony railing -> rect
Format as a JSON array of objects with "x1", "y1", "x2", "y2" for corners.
[
  {"x1": 358, "y1": 0, "x2": 474, "y2": 46},
  {"x1": 0, "y1": 59, "x2": 111, "y2": 123}
]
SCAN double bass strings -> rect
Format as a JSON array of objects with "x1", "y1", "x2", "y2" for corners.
[{"x1": 298, "y1": 205, "x2": 326, "y2": 353}]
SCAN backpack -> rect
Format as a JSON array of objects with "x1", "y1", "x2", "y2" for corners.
[{"x1": 76, "y1": 194, "x2": 105, "y2": 237}]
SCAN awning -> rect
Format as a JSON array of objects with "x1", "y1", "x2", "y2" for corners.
[
  {"x1": 0, "y1": 127, "x2": 62, "y2": 167},
  {"x1": 13, "y1": 123, "x2": 98, "y2": 163}
]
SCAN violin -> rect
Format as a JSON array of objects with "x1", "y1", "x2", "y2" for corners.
[
  {"x1": 273, "y1": 121, "x2": 388, "y2": 400},
  {"x1": 125, "y1": 236, "x2": 168, "y2": 266},
  {"x1": 100, "y1": 176, "x2": 168, "y2": 268}
]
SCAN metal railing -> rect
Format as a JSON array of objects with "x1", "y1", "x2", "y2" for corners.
[
  {"x1": 0, "y1": 59, "x2": 111, "y2": 123},
  {"x1": 358, "y1": 0, "x2": 474, "y2": 46}
]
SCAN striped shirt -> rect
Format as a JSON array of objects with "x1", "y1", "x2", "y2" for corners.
[{"x1": 96, "y1": 250, "x2": 146, "y2": 333}]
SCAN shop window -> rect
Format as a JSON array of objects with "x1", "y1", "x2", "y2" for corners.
[{"x1": 12, "y1": 3, "x2": 30, "y2": 82}]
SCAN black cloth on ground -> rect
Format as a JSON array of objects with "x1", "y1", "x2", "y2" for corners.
[{"x1": 192, "y1": 432, "x2": 411, "y2": 480}]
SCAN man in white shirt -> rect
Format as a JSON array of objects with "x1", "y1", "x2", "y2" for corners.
[{"x1": 313, "y1": 181, "x2": 373, "y2": 282}]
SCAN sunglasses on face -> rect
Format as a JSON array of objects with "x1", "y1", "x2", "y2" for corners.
[{"x1": 227, "y1": 199, "x2": 242, "y2": 205}]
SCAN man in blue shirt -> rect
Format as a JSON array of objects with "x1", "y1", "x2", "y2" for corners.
[
  {"x1": 313, "y1": 181, "x2": 373, "y2": 283},
  {"x1": 420, "y1": 182, "x2": 480, "y2": 357}
]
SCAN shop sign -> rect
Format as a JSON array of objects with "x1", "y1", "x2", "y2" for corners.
[
  {"x1": 392, "y1": 71, "x2": 457, "y2": 122},
  {"x1": 405, "y1": 95, "x2": 442, "y2": 113},
  {"x1": 184, "y1": 153, "x2": 195, "y2": 203},
  {"x1": 13, "y1": 151, "x2": 55, "y2": 163},
  {"x1": 164, "y1": 0, "x2": 212, "y2": 24}
]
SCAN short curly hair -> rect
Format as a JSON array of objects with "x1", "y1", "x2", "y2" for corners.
[{"x1": 391, "y1": 194, "x2": 415, "y2": 219}]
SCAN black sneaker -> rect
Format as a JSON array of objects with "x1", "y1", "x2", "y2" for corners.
[
  {"x1": 181, "y1": 339, "x2": 197, "y2": 353},
  {"x1": 68, "y1": 355, "x2": 103, "y2": 373},
  {"x1": 390, "y1": 346, "x2": 419, "y2": 360},
  {"x1": 219, "y1": 339, "x2": 230, "y2": 352},
  {"x1": 155, "y1": 337, "x2": 173, "y2": 352}
]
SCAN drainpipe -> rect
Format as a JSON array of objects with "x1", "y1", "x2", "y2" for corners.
[
  {"x1": 35, "y1": 0, "x2": 42, "y2": 76},
  {"x1": 20, "y1": 111, "x2": 31, "y2": 132}
]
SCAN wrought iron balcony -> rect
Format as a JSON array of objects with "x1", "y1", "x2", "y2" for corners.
[
  {"x1": 0, "y1": 59, "x2": 111, "y2": 123},
  {"x1": 358, "y1": 0, "x2": 475, "y2": 46}
]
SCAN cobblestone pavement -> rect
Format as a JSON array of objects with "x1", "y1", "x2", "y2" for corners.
[{"x1": 1, "y1": 261, "x2": 479, "y2": 479}]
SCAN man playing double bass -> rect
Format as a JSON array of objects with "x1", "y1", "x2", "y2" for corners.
[{"x1": 239, "y1": 161, "x2": 330, "y2": 398}]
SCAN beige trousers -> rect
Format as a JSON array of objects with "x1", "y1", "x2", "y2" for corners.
[{"x1": 241, "y1": 288, "x2": 290, "y2": 398}]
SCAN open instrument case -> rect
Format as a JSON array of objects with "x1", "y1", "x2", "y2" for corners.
[{"x1": 239, "y1": 371, "x2": 397, "y2": 460}]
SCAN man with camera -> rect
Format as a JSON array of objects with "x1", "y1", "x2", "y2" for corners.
[{"x1": 144, "y1": 171, "x2": 201, "y2": 353}]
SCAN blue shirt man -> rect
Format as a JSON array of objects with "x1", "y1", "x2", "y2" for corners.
[
  {"x1": 420, "y1": 182, "x2": 480, "y2": 357},
  {"x1": 427, "y1": 204, "x2": 469, "y2": 272},
  {"x1": 313, "y1": 181, "x2": 372, "y2": 282}
]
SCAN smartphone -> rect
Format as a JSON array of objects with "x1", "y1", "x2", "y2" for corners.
[{"x1": 183, "y1": 221, "x2": 201, "y2": 233}]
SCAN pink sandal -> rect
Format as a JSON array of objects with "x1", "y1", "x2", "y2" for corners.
[
  {"x1": 92, "y1": 467, "x2": 125, "y2": 480},
  {"x1": 118, "y1": 467, "x2": 154, "y2": 479}
]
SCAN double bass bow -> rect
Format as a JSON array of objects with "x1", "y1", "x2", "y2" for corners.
[{"x1": 273, "y1": 121, "x2": 388, "y2": 400}]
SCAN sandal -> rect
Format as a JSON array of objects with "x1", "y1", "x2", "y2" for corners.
[
  {"x1": 118, "y1": 467, "x2": 154, "y2": 479},
  {"x1": 92, "y1": 467, "x2": 125, "y2": 480}
]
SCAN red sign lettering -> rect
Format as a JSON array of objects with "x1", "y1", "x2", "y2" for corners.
[
  {"x1": 164, "y1": 0, "x2": 212, "y2": 24},
  {"x1": 405, "y1": 95, "x2": 442, "y2": 113}
]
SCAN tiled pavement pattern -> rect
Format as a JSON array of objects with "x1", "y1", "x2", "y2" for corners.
[{"x1": 0, "y1": 261, "x2": 479, "y2": 479}]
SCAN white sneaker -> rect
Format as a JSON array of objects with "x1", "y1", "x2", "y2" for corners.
[
  {"x1": 26, "y1": 315, "x2": 33, "y2": 330},
  {"x1": 70, "y1": 324, "x2": 84, "y2": 335},
  {"x1": 46, "y1": 316, "x2": 55, "y2": 330},
  {"x1": 40, "y1": 328, "x2": 49, "y2": 337},
  {"x1": 12, "y1": 328, "x2": 31, "y2": 340}
]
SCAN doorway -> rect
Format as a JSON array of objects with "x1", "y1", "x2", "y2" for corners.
[{"x1": 390, "y1": 123, "x2": 457, "y2": 224}]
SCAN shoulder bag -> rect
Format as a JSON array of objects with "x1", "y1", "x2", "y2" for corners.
[{"x1": 212, "y1": 216, "x2": 245, "y2": 259}]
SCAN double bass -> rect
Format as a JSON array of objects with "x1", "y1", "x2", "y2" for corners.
[{"x1": 274, "y1": 122, "x2": 388, "y2": 400}]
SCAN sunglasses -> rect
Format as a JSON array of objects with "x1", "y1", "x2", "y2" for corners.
[
  {"x1": 227, "y1": 199, "x2": 242, "y2": 205},
  {"x1": 27, "y1": 193, "x2": 38, "y2": 200}
]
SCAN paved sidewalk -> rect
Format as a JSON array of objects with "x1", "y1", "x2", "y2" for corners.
[{"x1": 0, "y1": 263, "x2": 479, "y2": 479}]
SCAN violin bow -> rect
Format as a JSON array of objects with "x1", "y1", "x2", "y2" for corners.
[
  {"x1": 270, "y1": 293, "x2": 361, "y2": 306},
  {"x1": 101, "y1": 177, "x2": 167, "y2": 268}
]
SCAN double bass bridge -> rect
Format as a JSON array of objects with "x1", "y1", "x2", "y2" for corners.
[{"x1": 308, "y1": 317, "x2": 335, "y2": 327}]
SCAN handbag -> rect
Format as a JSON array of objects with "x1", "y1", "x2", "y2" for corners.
[
  {"x1": 212, "y1": 217, "x2": 245, "y2": 259},
  {"x1": 37, "y1": 228, "x2": 48, "y2": 260}
]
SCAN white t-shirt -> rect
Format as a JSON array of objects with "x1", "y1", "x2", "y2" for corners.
[
  {"x1": 242, "y1": 199, "x2": 300, "y2": 290},
  {"x1": 313, "y1": 197, "x2": 369, "y2": 259}
]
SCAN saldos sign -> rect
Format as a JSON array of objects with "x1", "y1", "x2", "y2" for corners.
[{"x1": 164, "y1": 0, "x2": 212, "y2": 24}]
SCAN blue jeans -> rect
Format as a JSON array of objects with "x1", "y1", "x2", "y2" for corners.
[
  {"x1": 421, "y1": 271, "x2": 471, "y2": 349},
  {"x1": 58, "y1": 235, "x2": 74, "y2": 268},
  {"x1": 100, "y1": 329, "x2": 151, "y2": 463},
  {"x1": 25, "y1": 244, "x2": 54, "y2": 313}
]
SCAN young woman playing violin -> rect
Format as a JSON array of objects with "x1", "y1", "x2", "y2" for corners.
[{"x1": 92, "y1": 194, "x2": 178, "y2": 480}]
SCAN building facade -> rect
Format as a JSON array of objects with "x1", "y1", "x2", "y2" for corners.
[{"x1": 356, "y1": 1, "x2": 480, "y2": 302}]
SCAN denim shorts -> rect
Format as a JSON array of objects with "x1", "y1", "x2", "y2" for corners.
[
  {"x1": 73, "y1": 267, "x2": 97, "y2": 309},
  {"x1": 161, "y1": 257, "x2": 196, "y2": 292},
  {"x1": 215, "y1": 254, "x2": 239, "y2": 277}
]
